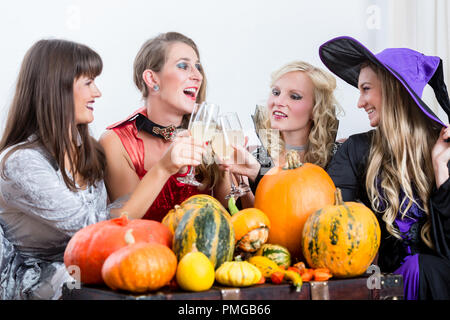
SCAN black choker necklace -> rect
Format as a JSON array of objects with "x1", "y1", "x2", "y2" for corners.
[{"x1": 135, "y1": 113, "x2": 182, "y2": 141}]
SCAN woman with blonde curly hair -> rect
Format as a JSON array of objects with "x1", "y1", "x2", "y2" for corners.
[
  {"x1": 320, "y1": 36, "x2": 450, "y2": 299},
  {"x1": 218, "y1": 60, "x2": 342, "y2": 207}
]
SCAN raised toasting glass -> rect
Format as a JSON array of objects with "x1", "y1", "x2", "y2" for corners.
[
  {"x1": 212, "y1": 112, "x2": 250, "y2": 199},
  {"x1": 177, "y1": 102, "x2": 220, "y2": 186}
]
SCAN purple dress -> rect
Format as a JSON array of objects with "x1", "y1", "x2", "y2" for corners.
[{"x1": 389, "y1": 191, "x2": 426, "y2": 300}]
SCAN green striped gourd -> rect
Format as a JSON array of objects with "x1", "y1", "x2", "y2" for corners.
[
  {"x1": 163, "y1": 194, "x2": 229, "y2": 234},
  {"x1": 255, "y1": 244, "x2": 291, "y2": 268},
  {"x1": 172, "y1": 195, "x2": 235, "y2": 269}
]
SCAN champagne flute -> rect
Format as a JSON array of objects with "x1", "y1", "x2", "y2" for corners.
[
  {"x1": 177, "y1": 102, "x2": 219, "y2": 186},
  {"x1": 212, "y1": 112, "x2": 250, "y2": 199},
  {"x1": 224, "y1": 112, "x2": 251, "y2": 194}
]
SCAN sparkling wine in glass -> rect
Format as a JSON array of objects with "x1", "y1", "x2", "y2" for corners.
[
  {"x1": 212, "y1": 112, "x2": 250, "y2": 199},
  {"x1": 177, "y1": 102, "x2": 219, "y2": 186}
]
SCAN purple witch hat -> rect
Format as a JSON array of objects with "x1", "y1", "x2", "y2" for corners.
[{"x1": 319, "y1": 36, "x2": 450, "y2": 127}]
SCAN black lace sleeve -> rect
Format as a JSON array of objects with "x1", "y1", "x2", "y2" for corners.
[
  {"x1": 331, "y1": 141, "x2": 343, "y2": 156},
  {"x1": 326, "y1": 132, "x2": 372, "y2": 202},
  {"x1": 248, "y1": 145, "x2": 274, "y2": 194},
  {"x1": 430, "y1": 178, "x2": 450, "y2": 260}
]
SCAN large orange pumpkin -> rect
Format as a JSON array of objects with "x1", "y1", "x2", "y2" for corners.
[
  {"x1": 64, "y1": 214, "x2": 172, "y2": 284},
  {"x1": 302, "y1": 188, "x2": 381, "y2": 277},
  {"x1": 254, "y1": 150, "x2": 336, "y2": 261}
]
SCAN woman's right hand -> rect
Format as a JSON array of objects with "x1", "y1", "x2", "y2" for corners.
[
  {"x1": 158, "y1": 130, "x2": 206, "y2": 176},
  {"x1": 217, "y1": 143, "x2": 261, "y2": 182},
  {"x1": 432, "y1": 125, "x2": 450, "y2": 189}
]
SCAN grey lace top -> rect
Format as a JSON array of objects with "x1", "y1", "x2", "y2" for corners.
[{"x1": 0, "y1": 138, "x2": 119, "y2": 300}]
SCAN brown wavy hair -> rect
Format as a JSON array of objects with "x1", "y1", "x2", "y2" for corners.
[
  {"x1": 257, "y1": 61, "x2": 342, "y2": 168},
  {"x1": 0, "y1": 39, "x2": 106, "y2": 191},
  {"x1": 363, "y1": 61, "x2": 441, "y2": 249},
  {"x1": 133, "y1": 32, "x2": 222, "y2": 189}
]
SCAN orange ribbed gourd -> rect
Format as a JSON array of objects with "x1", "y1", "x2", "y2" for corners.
[
  {"x1": 102, "y1": 242, "x2": 177, "y2": 292},
  {"x1": 302, "y1": 188, "x2": 381, "y2": 277},
  {"x1": 228, "y1": 199, "x2": 271, "y2": 253}
]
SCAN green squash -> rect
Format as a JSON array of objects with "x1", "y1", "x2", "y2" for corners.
[
  {"x1": 255, "y1": 244, "x2": 291, "y2": 268},
  {"x1": 172, "y1": 197, "x2": 235, "y2": 269}
]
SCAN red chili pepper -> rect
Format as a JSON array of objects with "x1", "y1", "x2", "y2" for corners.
[
  {"x1": 314, "y1": 268, "x2": 331, "y2": 274},
  {"x1": 270, "y1": 271, "x2": 285, "y2": 284},
  {"x1": 314, "y1": 270, "x2": 333, "y2": 281},
  {"x1": 301, "y1": 269, "x2": 314, "y2": 282}
]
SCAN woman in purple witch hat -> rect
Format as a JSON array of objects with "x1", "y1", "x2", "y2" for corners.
[{"x1": 319, "y1": 36, "x2": 450, "y2": 300}]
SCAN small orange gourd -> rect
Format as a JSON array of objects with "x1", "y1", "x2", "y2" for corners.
[{"x1": 228, "y1": 197, "x2": 271, "y2": 252}]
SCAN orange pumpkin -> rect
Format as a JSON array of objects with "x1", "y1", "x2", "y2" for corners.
[
  {"x1": 228, "y1": 197, "x2": 271, "y2": 252},
  {"x1": 302, "y1": 188, "x2": 381, "y2": 277},
  {"x1": 102, "y1": 239, "x2": 177, "y2": 293},
  {"x1": 254, "y1": 150, "x2": 336, "y2": 261},
  {"x1": 64, "y1": 214, "x2": 172, "y2": 284}
]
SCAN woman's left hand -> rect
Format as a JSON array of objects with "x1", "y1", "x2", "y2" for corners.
[{"x1": 432, "y1": 125, "x2": 450, "y2": 189}]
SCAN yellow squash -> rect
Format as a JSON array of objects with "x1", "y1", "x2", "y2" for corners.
[
  {"x1": 247, "y1": 256, "x2": 281, "y2": 278},
  {"x1": 176, "y1": 252, "x2": 215, "y2": 292},
  {"x1": 215, "y1": 261, "x2": 262, "y2": 287},
  {"x1": 247, "y1": 256, "x2": 303, "y2": 292}
]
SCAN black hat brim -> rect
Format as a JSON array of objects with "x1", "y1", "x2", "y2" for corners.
[{"x1": 319, "y1": 36, "x2": 448, "y2": 127}]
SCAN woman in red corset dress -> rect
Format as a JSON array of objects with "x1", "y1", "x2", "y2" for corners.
[{"x1": 99, "y1": 32, "x2": 226, "y2": 222}]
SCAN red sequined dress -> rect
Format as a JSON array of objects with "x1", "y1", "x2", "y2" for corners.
[{"x1": 107, "y1": 107, "x2": 208, "y2": 222}]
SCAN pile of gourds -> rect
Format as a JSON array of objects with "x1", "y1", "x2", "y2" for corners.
[{"x1": 63, "y1": 151, "x2": 381, "y2": 294}]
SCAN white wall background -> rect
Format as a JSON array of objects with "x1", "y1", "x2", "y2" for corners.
[{"x1": 2, "y1": 0, "x2": 442, "y2": 144}]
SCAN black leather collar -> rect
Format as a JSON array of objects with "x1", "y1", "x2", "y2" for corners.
[{"x1": 135, "y1": 113, "x2": 182, "y2": 141}]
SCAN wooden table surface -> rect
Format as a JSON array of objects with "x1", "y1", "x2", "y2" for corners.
[{"x1": 61, "y1": 273, "x2": 403, "y2": 300}]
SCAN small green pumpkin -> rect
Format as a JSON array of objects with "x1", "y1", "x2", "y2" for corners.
[{"x1": 255, "y1": 244, "x2": 291, "y2": 268}]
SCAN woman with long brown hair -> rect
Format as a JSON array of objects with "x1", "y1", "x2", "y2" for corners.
[
  {"x1": 0, "y1": 39, "x2": 205, "y2": 299},
  {"x1": 100, "y1": 32, "x2": 226, "y2": 222},
  {"x1": 320, "y1": 36, "x2": 450, "y2": 299}
]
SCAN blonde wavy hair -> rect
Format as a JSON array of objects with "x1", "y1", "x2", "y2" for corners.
[
  {"x1": 363, "y1": 62, "x2": 441, "y2": 249},
  {"x1": 133, "y1": 32, "x2": 222, "y2": 189},
  {"x1": 256, "y1": 61, "x2": 342, "y2": 168}
]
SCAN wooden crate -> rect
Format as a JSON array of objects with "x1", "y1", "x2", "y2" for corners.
[{"x1": 61, "y1": 273, "x2": 403, "y2": 300}]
